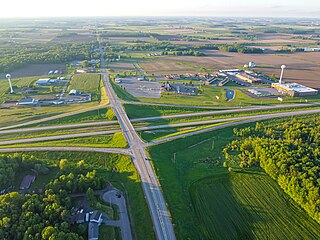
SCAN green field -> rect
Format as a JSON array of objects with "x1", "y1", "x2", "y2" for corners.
[
  {"x1": 67, "y1": 74, "x2": 102, "y2": 101},
  {"x1": 191, "y1": 171, "x2": 320, "y2": 240},
  {"x1": 148, "y1": 116, "x2": 320, "y2": 239},
  {"x1": 10, "y1": 151, "x2": 155, "y2": 240}
]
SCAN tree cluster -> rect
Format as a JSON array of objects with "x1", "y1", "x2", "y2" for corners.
[
  {"x1": 224, "y1": 117, "x2": 320, "y2": 224},
  {"x1": 0, "y1": 158, "x2": 107, "y2": 239}
]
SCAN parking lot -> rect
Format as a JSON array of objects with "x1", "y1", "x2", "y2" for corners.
[{"x1": 118, "y1": 77, "x2": 161, "y2": 98}]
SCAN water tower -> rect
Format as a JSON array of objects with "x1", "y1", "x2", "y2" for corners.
[
  {"x1": 6, "y1": 74, "x2": 14, "y2": 94},
  {"x1": 279, "y1": 65, "x2": 286, "y2": 85}
]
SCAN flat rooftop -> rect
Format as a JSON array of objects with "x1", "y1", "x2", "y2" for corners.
[{"x1": 273, "y1": 83, "x2": 318, "y2": 93}]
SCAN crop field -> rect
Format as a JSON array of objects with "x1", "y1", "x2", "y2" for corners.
[
  {"x1": 140, "y1": 51, "x2": 320, "y2": 88},
  {"x1": 108, "y1": 62, "x2": 136, "y2": 72},
  {"x1": 10, "y1": 151, "x2": 155, "y2": 240},
  {"x1": 67, "y1": 74, "x2": 102, "y2": 101},
  {"x1": 191, "y1": 171, "x2": 320, "y2": 240},
  {"x1": 148, "y1": 115, "x2": 320, "y2": 239},
  {"x1": 0, "y1": 64, "x2": 66, "y2": 79}
]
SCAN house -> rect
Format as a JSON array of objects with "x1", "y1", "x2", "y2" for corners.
[
  {"x1": 17, "y1": 98, "x2": 37, "y2": 106},
  {"x1": 88, "y1": 222, "x2": 99, "y2": 240},
  {"x1": 20, "y1": 175, "x2": 36, "y2": 190},
  {"x1": 90, "y1": 211, "x2": 103, "y2": 224},
  {"x1": 71, "y1": 212, "x2": 85, "y2": 224}
]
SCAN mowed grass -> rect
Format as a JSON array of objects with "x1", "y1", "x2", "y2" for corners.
[
  {"x1": 123, "y1": 104, "x2": 215, "y2": 119},
  {"x1": 191, "y1": 171, "x2": 320, "y2": 240},
  {"x1": 67, "y1": 74, "x2": 102, "y2": 101},
  {"x1": 31, "y1": 107, "x2": 112, "y2": 126},
  {"x1": 148, "y1": 117, "x2": 320, "y2": 239},
  {"x1": 0, "y1": 132, "x2": 128, "y2": 148}
]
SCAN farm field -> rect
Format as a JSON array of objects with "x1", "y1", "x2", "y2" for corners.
[
  {"x1": 147, "y1": 115, "x2": 320, "y2": 239},
  {"x1": 68, "y1": 74, "x2": 102, "y2": 101},
  {"x1": 140, "y1": 51, "x2": 320, "y2": 88},
  {"x1": 0, "y1": 64, "x2": 65, "y2": 79},
  {"x1": 191, "y1": 171, "x2": 320, "y2": 240}
]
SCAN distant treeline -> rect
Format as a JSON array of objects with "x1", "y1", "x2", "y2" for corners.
[
  {"x1": 224, "y1": 116, "x2": 320, "y2": 224},
  {"x1": 195, "y1": 44, "x2": 264, "y2": 53},
  {"x1": 0, "y1": 42, "x2": 99, "y2": 73}
]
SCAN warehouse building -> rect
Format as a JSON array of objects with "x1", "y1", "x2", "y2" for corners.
[{"x1": 272, "y1": 82, "x2": 318, "y2": 96}]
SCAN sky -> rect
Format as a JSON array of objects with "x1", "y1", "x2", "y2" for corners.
[{"x1": 1, "y1": 0, "x2": 320, "y2": 18}]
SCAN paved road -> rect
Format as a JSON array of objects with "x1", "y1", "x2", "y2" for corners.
[
  {"x1": 0, "y1": 104, "x2": 109, "y2": 131},
  {"x1": 131, "y1": 103, "x2": 316, "y2": 122},
  {"x1": 102, "y1": 189, "x2": 132, "y2": 240},
  {"x1": 1, "y1": 108, "x2": 319, "y2": 146},
  {"x1": 1, "y1": 103, "x2": 315, "y2": 135},
  {"x1": 133, "y1": 63, "x2": 148, "y2": 80},
  {"x1": 0, "y1": 129, "x2": 120, "y2": 146},
  {"x1": 123, "y1": 100, "x2": 320, "y2": 110},
  {"x1": 145, "y1": 108, "x2": 320, "y2": 146},
  {"x1": 99, "y1": 41, "x2": 176, "y2": 240},
  {"x1": 0, "y1": 147, "x2": 132, "y2": 155},
  {"x1": 0, "y1": 120, "x2": 118, "y2": 135}
]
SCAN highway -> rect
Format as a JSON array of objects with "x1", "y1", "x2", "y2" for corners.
[
  {"x1": 0, "y1": 147, "x2": 132, "y2": 155},
  {"x1": 1, "y1": 108, "x2": 320, "y2": 147},
  {"x1": 0, "y1": 104, "x2": 109, "y2": 131},
  {"x1": 99, "y1": 40, "x2": 176, "y2": 240},
  {"x1": 146, "y1": 108, "x2": 320, "y2": 146}
]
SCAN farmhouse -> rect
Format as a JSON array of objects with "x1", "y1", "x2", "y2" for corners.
[
  {"x1": 272, "y1": 82, "x2": 318, "y2": 96},
  {"x1": 20, "y1": 175, "x2": 36, "y2": 190}
]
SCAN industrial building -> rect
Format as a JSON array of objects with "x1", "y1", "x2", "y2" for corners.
[
  {"x1": 235, "y1": 72, "x2": 262, "y2": 84},
  {"x1": 36, "y1": 78, "x2": 58, "y2": 86},
  {"x1": 272, "y1": 82, "x2": 318, "y2": 96}
]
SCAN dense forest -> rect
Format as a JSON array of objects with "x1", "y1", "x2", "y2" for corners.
[
  {"x1": 0, "y1": 154, "x2": 107, "y2": 239},
  {"x1": 0, "y1": 42, "x2": 99, "y2": 73},
  {"x1": 224, "y1": 116, "x2": 320, "y2": 224}
]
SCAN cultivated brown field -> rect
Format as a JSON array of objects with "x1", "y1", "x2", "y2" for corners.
[
  {"x1": 108, "y1": 62, "x2": 136, "y2": 72},
  {"x1": 140, "y1": 51, "x2": 320, "y2": 88},
  {"x1": 0, "y1": 64, "x2": 66, "y2": 79}
]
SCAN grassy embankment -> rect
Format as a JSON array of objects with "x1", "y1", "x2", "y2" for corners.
[{"x1": 148, "y1": 114, "x2": 320, "y2": 239}]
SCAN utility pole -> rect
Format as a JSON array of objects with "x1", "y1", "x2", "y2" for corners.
[
  {"x1": 211, "y1": 140, "x2": 215, "y2": 151},
  {"x1": 173, "y1": 152, "x2": 176, "y2": 164}
]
